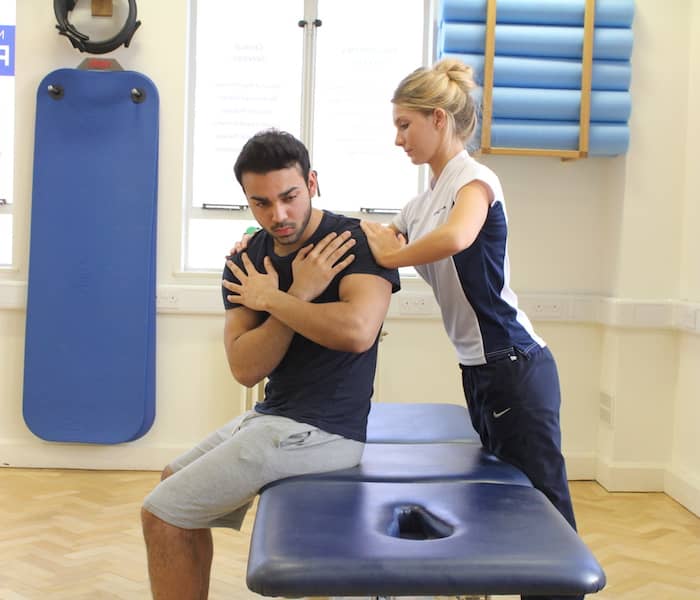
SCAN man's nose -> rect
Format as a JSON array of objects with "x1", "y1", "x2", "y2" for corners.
[{"x1": 271, "y1": 203, "x2": 287, "y2": 223}]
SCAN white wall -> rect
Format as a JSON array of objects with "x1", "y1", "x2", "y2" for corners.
[
  {"x1": 481, "y1": 155, "x2": 621, "y2": 295},
  {"x1": 668, "y1": 0, "x2": 700, "y2": 516},
  {"x1": 0, "y1": 0, "x2": 698, "y2": 515},
  {"x1": 592, "y1": 0, "x2": 700, "y2": 517},
  {"x1": 680, "y1": 0, "x2": 700, "y2": 303}
]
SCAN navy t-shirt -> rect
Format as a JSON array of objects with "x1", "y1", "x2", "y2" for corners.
[{"x1": 222, "y1": 210, "x2": 400, "y2": 442}]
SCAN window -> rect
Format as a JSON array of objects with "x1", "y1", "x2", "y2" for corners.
[
  {"x1": 0, "y1": 1, "x2": 15, "y2": 266},
  {"x1": 185, "y1": 0, "x2": 429, "y2": 271}
]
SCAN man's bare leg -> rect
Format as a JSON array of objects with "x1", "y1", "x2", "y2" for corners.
[
  {"x1": 142, "y1": 508, "x2": 213, "y2": 600},
  {"x1": 142, "y1": 467, "x2": 214, "y2": 600}
]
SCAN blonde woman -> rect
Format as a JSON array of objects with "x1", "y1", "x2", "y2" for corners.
[{"x1": 361, "y1": 59, "x2": 580, "y2": 600}]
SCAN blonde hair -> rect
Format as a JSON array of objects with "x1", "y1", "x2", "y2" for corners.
[{"x1": 392, "y1": 58, "x2": 478, "y2": 143}]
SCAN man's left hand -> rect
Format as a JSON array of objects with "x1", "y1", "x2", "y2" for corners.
[{"x1": 223, "y1": 253, "x2": 280, "y2": 311}]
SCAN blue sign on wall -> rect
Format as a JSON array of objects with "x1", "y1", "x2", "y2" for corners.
[{"x1": 0, "y1": 25, "x2": 15, "y2": 76}]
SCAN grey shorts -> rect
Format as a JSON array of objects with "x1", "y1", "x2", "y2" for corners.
[{"x1": 143, "y1": 411, "x2": 365, "y2": 529}]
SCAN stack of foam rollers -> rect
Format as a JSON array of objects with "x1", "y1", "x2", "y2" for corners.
[{"x1": 437, "y1": 0, "x2": 635, "y2": 156}]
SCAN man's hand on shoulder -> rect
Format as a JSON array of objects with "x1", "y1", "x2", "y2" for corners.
[
  {"x1": 223, "y1": 253, "x2": 280, "y2": 312},
  {"x1": 227, "y1": 226, "x2": 259, "y2": 257},
  {"x1": 288, "y1": 231, "x2": 356, "y2": 302}
]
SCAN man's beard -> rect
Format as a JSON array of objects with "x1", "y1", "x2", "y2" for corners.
[{"x1": 272, "y1": 203, "x2": 312, "y2": 246}]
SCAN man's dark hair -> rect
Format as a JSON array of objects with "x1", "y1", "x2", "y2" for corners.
[{"x1": 233, "y1": 129, "x2": 311, "y2": 187}]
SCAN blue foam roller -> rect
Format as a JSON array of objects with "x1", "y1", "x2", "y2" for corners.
[
  {"x1": 24, "y1": 68, "x2": 159, "y2": 444},
  {"x1": 440, "y1": 52, "x2": 631, "y2": 91},
  {"x1": 440, "y1": 22, "x2": 634, "y2": 60},
  {"x1": 440, "y1": 0, "x2": 635, "y2": 28},
  {"x1": 491, "y1": 87, "x2": 630, "y2": 122},
  {"x1": 487, "y1": 118, "x2": 629, "y2": 155}
]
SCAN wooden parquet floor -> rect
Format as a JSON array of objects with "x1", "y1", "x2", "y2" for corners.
[{"x1": 0, "y1": 470, "x2": 698, "y2": 599}]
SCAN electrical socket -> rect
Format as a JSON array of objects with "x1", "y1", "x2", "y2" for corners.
[
  {"x1": 677, "y1": 306, "x2": 698, "y2": 331},
  {"x1": 156, "y1": 293, "x2": 179, "y2": 309},
  {"x1": 599, "y1": 391, "x2": 614, "y2": 426},
  {"x1": 398, "y1": 293, "x2": 435, "y2": 315},
  {"x1": 533, "y1": 301, "x2": 563, "y2": 319}
]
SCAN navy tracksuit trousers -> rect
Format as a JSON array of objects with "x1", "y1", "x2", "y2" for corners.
[{"x1": 461, "y1": 345, "x2": 583, "y2": 600}]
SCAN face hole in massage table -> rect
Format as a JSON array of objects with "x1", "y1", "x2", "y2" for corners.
[{"x1": 386, "y1": 505, "x2": 454, "y2": 540}]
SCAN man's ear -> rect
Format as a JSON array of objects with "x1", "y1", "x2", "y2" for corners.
[{"x1": 308, "y1": 169, "x2": 319, "y2": 198}]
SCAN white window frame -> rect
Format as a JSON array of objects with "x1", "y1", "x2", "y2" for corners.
[{"x1": 182, "y1": 0, "x2": 435, "y2": 274}]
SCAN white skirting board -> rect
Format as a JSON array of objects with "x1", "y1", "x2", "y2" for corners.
[
  {"x1": 0, "y1": 438, "x2": 191, "y2": 471},
  {"x1": 564, "y1": 452, "x2": 597, "y2": 481},
  {"x1": 1, "y1": 440, "x2": 697, "y2": 517},
  {"x1": 595, "y1": 457, "x2": 667, "y2": 492},
  {"x1": 1, "y1": 439, "x2": 595, "y2": 475},
  {"x1": 665, "y1": 468, "x2": 700, "y2": 517}
]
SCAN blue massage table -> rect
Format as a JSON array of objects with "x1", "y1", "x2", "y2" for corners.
[
  {"x1": 367, "y1": 401, "x2": 479, "y2": 443},
  {"x1": 267, "y1": 442, "x2": 531, "y2": 486},
  {"x1": 246, "y1": 403, "x2": 606, "y2": 598},
  {"x1": 247, "y1": 480, "x2": 606, "y2": 598}
]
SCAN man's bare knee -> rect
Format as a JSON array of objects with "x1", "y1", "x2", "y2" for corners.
[
  {"x1": 160, "y1": 465, "x2": 174, "y2": 481},
  {"x1": 141, "y1": 506, "x2": 162, "y2": 539},
  {"x1": 142, "y1": 506, "x2": 187, "y2": 542}
]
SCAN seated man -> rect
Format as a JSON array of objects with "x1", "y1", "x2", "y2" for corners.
[{"x1": 141, "y1": 129, "x2": 400, "y2": 600}]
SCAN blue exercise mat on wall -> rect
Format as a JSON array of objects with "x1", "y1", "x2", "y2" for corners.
[{"x1": 23, "y1": 68, "x2": 159, "y2": 444}]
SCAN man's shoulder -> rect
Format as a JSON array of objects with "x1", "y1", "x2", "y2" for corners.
[
  {"x1": 223, "y1": 231, "x2": 269, "y2": 283},
  {"x1": 236, "y1": 230, "x2": 269, "y2": 260},
  {"x1": 321, "y1": 210, "x2": 362, "y2": 233},
  {"x1": 321, "y1": 212, "x2": 401, "y2": 293}
]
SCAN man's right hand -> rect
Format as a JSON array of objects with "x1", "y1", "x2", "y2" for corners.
[
  {"x1": 228, "y1": 228, "x2": 257, "y2": 257},
  {"x1": 288, "y1": 231, "x2": 356, "y2": 302}
]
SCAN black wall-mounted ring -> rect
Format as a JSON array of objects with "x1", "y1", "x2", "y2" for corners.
[{"x1": 54, "y1": 0, "x2": 141, "y2": 55}]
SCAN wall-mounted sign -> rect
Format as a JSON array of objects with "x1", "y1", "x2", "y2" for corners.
[
  {"x1": 0, "y1": 24, "x2": 14, "y2": 76},
  {"x1": 0, "y1": 2, "x2": 16, "y2": 265}
]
